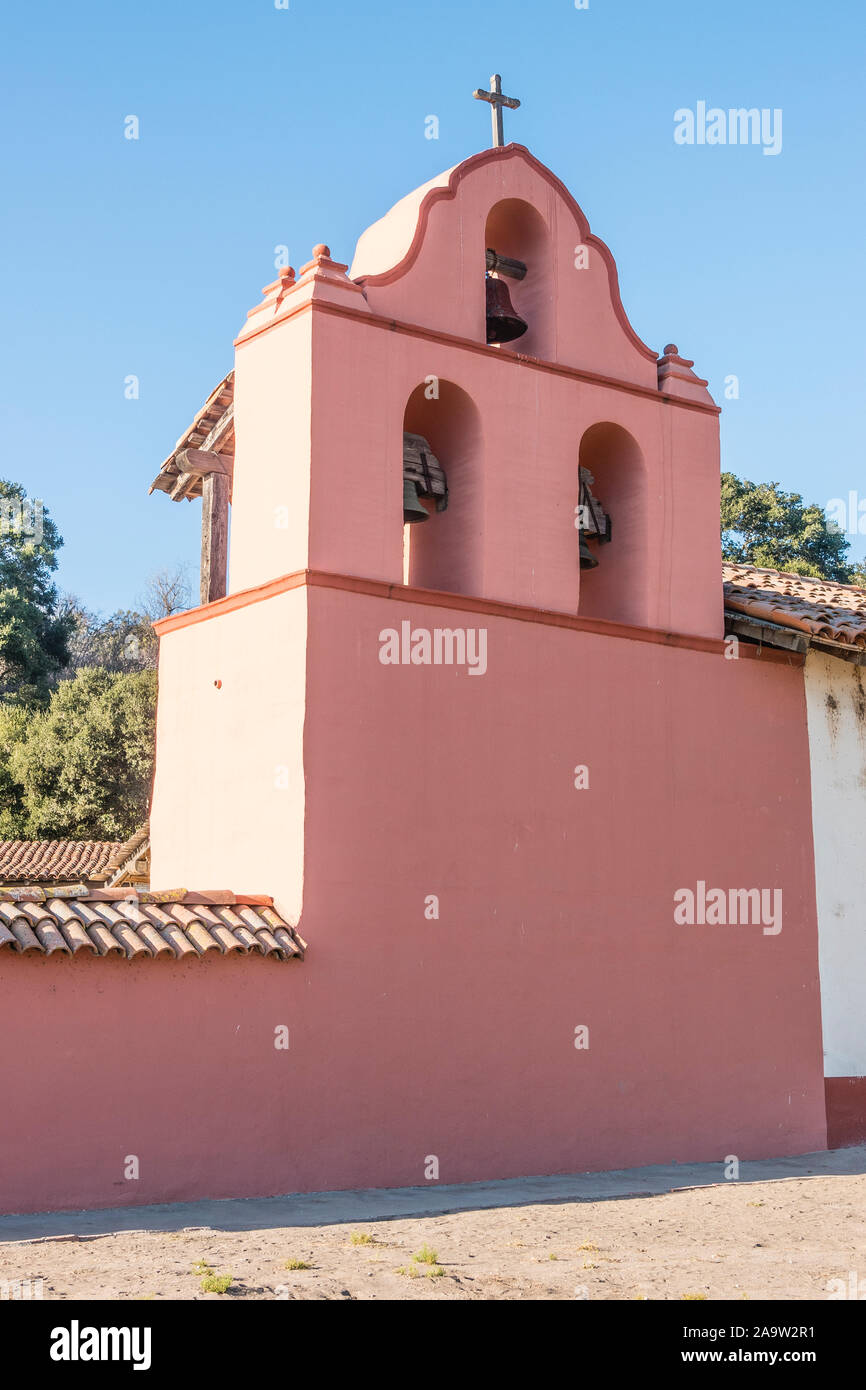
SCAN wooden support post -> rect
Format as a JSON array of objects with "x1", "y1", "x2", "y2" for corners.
[{"x1": 200, "y1": 471, "x2": 229, "y2": 604}]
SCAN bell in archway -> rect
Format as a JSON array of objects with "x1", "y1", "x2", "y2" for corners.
[
  {"x1": 403, "y1": 433, "x2": 448, "y2": 516},
  {"x1": 403, "y1": 478, "x2": 430, "y2": 523},
  {"x1": 579, "y1": 532, "x2": 599, "y2": 569},
  {"x1": 486, "y1": 273, "x2": 528, "y2": 344},
  {"x1": 577, "y1": 467, "x2": 610, "y2": 569}
]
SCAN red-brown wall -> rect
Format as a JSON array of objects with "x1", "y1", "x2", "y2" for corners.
[{"x1": 0, "y1": 585, "x2": 827, "y2": 1215}]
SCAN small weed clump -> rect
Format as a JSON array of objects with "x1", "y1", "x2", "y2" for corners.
[
  {"x1": 201, "y1": 1273, "x2": 233, "y2": 1294},
  {"x1": 193, "y1": 1260, "x2": 233, "y2": 1294},
  {"x1": 401, "y1": 1244, "x2": 444, "y2": 1278}
]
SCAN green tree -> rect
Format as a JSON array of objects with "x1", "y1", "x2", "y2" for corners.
[
  {"x1": 0, "y1": 702, "x2": 31, "y2": 837},
  {"x1": 721, "y1": 473, "x2": 852, "y2": 581},
  {"x1": 0, "y1": 480, "x2": 73, "y2": 705},
  {"x1": 845, "y1": 560, "x2": 866, "y2": 590},
  {"x1": 5, "y1": 668, "x2": 157, "y2": 839}
]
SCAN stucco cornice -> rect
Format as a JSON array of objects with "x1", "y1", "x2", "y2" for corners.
[
  {"x1": 234, "y1": 297, "x2": 720, "y2": 416},
  {"x1": 155, "y1": 568, "x2": 798, "y2": 666}
]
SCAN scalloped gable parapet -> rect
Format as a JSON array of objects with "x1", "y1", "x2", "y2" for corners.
[{"x1": 348, "y1": 144, "x2": 663, "y2": 388}]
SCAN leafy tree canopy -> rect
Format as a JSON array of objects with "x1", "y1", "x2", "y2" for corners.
[
  {"x1": 0, "y1": 702, "x2": 31, "y2": 837},
  {"x1": 0, "y1": 668, "x2": 157, "y2": 840},
  {"x1": 0, "y1": 488, "x2": 186, "y2": 839},
  {"x1": 721, "y1": 472, "x2": 855, "y2": 583},
  {"x1": 0, "y1": 479, "x2": 73, "y2": 705}
]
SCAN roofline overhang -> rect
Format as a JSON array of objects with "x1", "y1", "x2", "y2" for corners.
[{"x1": 724, "y1": 610, "x2": 866, "y2": 665}]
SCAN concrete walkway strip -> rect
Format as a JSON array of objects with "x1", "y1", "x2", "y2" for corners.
[{"x1": 1, "y1": 1145, "x2": 863, "y2": 1246}]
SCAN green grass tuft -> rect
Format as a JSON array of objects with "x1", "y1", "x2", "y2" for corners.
[
  {"x1": 411, "y1": 1244, "x2": 439, "y2": 1266},
  {"x1": 200, "y1": 1273, "x2": 233, "y2": 1294}
]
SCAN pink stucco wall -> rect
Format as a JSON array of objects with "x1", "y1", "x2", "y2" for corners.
[
  {"x1": 0, "y1": 147, "x2": 827, "y2": 1217},
  {"x1": 0, "y1": 582, "x2": 826, "y2": 1215}
]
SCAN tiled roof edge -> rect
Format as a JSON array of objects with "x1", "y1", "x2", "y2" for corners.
[
  {"x1": 723, "y1": 562, "x2": 866, "y2": 658},
  {"x1": 0, "y1": 892, "x2": 304, "y2": 964}
]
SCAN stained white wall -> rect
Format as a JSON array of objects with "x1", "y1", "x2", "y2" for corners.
[{"x1": 805, "y1": 651, "x2": 866, "y2": 1076}]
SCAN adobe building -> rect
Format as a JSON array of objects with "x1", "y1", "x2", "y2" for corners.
[
  {"x1": 0, "y1": 131, "x2": 839, "y2": 1215},
  {"x1": 722, "y1": 564, "x2": 866, "y2": 1149}
]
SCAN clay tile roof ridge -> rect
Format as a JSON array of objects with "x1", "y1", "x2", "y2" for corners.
[
  {"x1": 723, "y1": 562, "x2": 866, "y2": 651},
  {"x1": 0, "y1": 838, "x2": 122, "y2": 883},
  {"x1": 0, "y1": 889, "x2": 302, "y2": 964}
]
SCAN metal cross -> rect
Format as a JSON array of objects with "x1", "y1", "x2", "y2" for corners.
[{"x1": 473, "y1": 73, "x2": 520, "y2": 148}]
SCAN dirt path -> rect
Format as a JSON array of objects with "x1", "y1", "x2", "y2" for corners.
[{"x1": 2, "y1": 1170, "x2": 864, "y2": 1301}]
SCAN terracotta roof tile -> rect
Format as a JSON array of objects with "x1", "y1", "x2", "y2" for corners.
[
  {"x1": 0, "y1": 840, "x2": 121, "y2": 883},
  {"x1": 722, "y1": 563, "x2": 866, "y2": 650},
  {"x1": 0, "y1": 891, "x2": 304, "y2": 964},
  {"x1": 102, "y1": 826, "x2": 151, "y2": 886},
  {"x1": 0, "y1": 828, "x2": 151, "y2": 887}
]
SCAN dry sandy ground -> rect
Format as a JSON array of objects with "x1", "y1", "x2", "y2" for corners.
[{"x1": 2, "y1": 1172, "x2": 864, "y2": 1301}]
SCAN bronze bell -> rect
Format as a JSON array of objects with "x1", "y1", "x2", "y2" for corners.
[
  {"x1": 403, "y1": 478, "x2": 430, "y2": 524},
  {"x1": 486, "y1": 273, "x2": 528, "y2": 344},
  {"x1": 403, "y1": 433, "x2": 448, "y2": 513},
  {"x1": 579, "y1": 532, "x2": 599, "y2": 569}
]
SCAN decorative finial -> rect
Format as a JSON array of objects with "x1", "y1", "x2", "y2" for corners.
[
  {"x1": 312, "y1": 244, "x2": 331, "y2": 260},
  {"x1": 259, "y1": 264, "x2": 296, "y2": 300},
  {"x1": 473, "y1": 74, "x2": 520, "y2": 149},
  {"x1": 663, "y1": 344, "x2": 679, "y2": 356}
]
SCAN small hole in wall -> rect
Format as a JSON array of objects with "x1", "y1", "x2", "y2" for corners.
[{"x1": 214, "y1": 679, "x2": 222, "y2": 689}]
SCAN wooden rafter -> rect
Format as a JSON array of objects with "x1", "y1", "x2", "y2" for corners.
[{"x1": 150, "y1": 373, "x2": 236, "y2": 603}]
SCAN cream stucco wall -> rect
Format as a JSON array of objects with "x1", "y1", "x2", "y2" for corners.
[
  {"x1": 149, "y1": 586, "x2": 308, "y2": 923},
  {"x1": 805, "y1": 650, "x2": 866, "y2": 1076}
]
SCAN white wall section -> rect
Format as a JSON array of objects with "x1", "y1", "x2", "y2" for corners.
[{"x1": 805, "y1": 651, "x2": 866, "y2": 1076}]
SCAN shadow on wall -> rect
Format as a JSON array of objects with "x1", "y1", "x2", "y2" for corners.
[
  {"x1": 485, "y1": 199, "x2": 553, "y2": 360},
  {"x1": 403, "y1": 381, "x2": 483, "y2": 596},
  {"x1": 578, "y1": 422, "x2": 649, "y2": 627}
]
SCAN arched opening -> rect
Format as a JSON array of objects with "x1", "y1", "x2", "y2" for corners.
[
  {"x1": 484, "y1": 198, "x2": 553, "y2": 359},
  {"x1": 402, "y1": 381, "x2": 483, "y2": 596},
  {"x1": 577, "y1": 423, "x2": 648, "y2": 626}
]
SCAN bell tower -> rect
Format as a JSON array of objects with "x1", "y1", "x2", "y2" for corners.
[
  {"x1": 152, "y1": 139, "x2": 724, "y2": 903},
  {"x1": 221, "y1": 142, "x2": 720, "y2": 628},
  {"x1": 148, "y1": 126, "x2": 827, "y2": 1191}
]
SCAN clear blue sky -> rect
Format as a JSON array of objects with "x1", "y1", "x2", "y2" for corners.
[{"x1": 2, "y1": 0, "x2": 864, "y2": 612}]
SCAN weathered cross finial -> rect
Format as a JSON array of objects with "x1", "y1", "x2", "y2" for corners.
[{"x1": 473, "y1": 73, "x2": 520, "y2": 148}]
